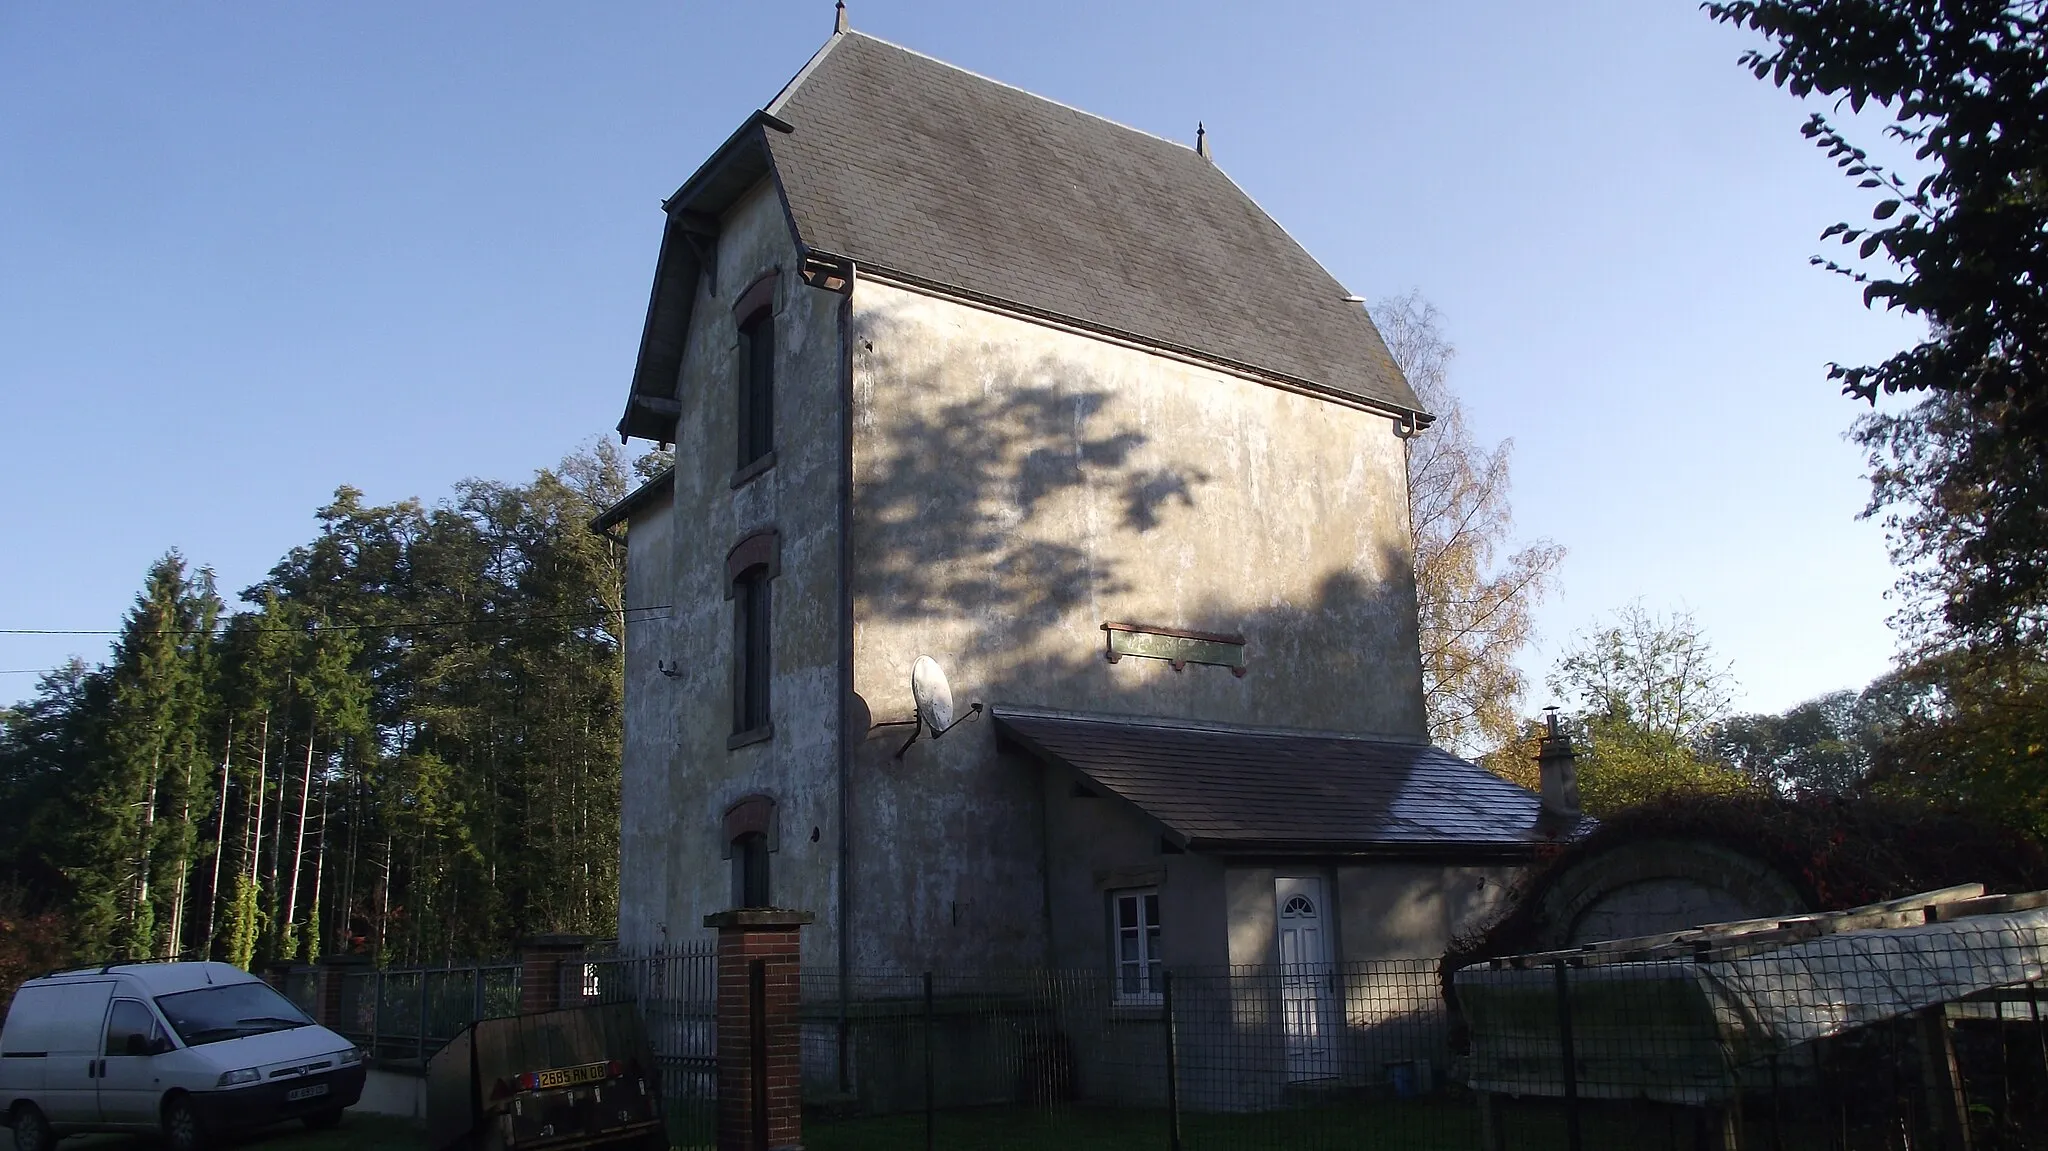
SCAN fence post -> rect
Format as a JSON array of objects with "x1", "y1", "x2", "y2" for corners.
[
  {"x1": 924, "y1": 971, "x2": 935, "y2": 1151},
  {"x1": 417, "y1": 969, "x2": 431, "y2": 1063},
  {"x1": 371, "y1": 970, "x2": 383, "y2": 1061},
  {"x1": 1918, "y1": 1006, "x2": 1975, "y2": 1151},
  {"x1": 2031, "y1": 984, "x2": 2047, "y2": 1097},
  {"x1": 472, "y1": 965, "x2": 485, "y2": 1024},
  {"x1": 1552, "y1": 960, "x2": 1581, "y2": 1151},
  {"x1": 707, "y1": 908, "x2": 814, "y2": 1151},
  {"x1": 1163, "y1": 970, "x2": 1181, "y2": 1151}
]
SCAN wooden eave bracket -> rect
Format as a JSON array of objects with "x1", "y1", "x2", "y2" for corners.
[
  {"x1": 800, "y1": 250, "x2": 855, "y2": 293},
  {"x1": 630, "y1": 394, "x2": 681, "y2": 418}
]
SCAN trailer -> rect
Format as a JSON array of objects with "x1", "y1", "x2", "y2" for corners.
[{"x1": 425, "y1": 1001, "x2": 668, "y2": 1151}]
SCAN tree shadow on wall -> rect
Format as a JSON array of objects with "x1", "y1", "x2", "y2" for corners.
[{"x1": 852, "y1": 337, "x2": 1211, "y2": 632}]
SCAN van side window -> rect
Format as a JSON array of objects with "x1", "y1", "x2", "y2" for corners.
[{"x1": 104, "y1": 999, "x2": 161, "y2": 1057}]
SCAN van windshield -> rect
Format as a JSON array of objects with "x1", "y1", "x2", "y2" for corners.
[{"x1": 155, "y1": 983, "x2": 314, "y2": 1046}]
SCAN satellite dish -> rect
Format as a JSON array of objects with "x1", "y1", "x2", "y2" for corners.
[
  {"x1": 893, "y1": 656, "x2": 982, "y2": 759},
  {"x1": 911, "y1": 656, "x2": 954, "y2": 733}
]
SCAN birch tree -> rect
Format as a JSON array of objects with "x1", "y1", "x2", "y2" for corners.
[{"x1": 1376, "y1": 294, "x2": 1564, "y2": 757}]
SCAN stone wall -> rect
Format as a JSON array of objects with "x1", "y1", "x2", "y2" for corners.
[
  {"x1": 842, "y1": 277, "x2": 1426, "y2": 972},
  {"x1": 1533, "y1": 838, "x2": 1808, "y2": 947},
  {"x1": 616, "y1": 176, "x2": 847, "y2": 963}
]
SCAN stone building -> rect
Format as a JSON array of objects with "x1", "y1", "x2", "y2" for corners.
[{"x1": 595, "y1": 21, "x2": 1579, "y2": 1020}]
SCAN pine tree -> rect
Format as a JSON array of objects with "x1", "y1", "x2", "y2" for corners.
[{"x1": 72, "y1": 554, "x2": 218, "y2": 960}]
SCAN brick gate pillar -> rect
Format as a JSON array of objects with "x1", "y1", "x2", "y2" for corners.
[
  {"x1": 706, "y1": 908, "x2": 814, "y2": 1151},
  {"x1": 312, "y1": 954, "x2": 368, "y2": 1031},
  {"x1": 516, "y1": 934, "x2": 593, "y2": 1015}
]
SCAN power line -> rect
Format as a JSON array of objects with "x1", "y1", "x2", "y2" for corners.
[{"x1": 0, "y1": 604, "x2": 674, "y2": 639}]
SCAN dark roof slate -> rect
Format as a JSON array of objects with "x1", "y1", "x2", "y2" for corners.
[
  {"x1": 995, "y1": 708, "x2": 1573, "y2": 852},
  {"x1": 761, "y1": 32, "x2": 1419, "y2": 416}
]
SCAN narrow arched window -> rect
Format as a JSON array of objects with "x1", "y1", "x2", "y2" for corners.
[
  {"x1": 732, "y1": 564, "x2": 771, "y2": 736},
  {"x1": 732, "y1": 831, "x2": 771, "y2": 908},
  {"x1": 725, "y1": 530, "x2": 779, "y2": 746},
  {"x1": 737, "y1": 306, "x2": 774, "y2": 469}
]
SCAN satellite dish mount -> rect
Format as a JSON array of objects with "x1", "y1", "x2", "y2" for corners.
[{"x1": 895, "y1": 655, "x2": 983, "y2": 759}]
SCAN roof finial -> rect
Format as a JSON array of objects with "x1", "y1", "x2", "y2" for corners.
[
  {"x1": 1196, "y1": 122, "x2": 1210, "y2": 160},
  {"x1": 834, "y1": 0, "x2": 848, "y2": 34}
]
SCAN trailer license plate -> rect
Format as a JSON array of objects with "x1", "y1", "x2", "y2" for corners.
[
  {"x1": 286, "y1": 1084, "x2": 329, "y2": 1102},
  {"x1": 532, "y1": 1062, "x2": 609, "y2": 1090}
]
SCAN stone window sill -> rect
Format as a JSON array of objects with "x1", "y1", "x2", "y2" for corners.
[
  {"x1": 1107, "y1": 999, "x2": 1164, "y2": 1021},
  {"x1": 730, "y1": 452, "x2": 776, "y2": 490},
  {"x1": 728, "y1": 724, "x2": 774, "y2": 751}
]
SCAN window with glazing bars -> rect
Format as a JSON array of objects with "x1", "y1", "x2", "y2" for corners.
[{"x1": 1112, "y1": 889, "x2": 1162, "y2": 1000}]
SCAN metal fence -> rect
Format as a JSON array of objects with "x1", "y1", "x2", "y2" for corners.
[
  {"x1": 794, "y1": 962, "x2": 1463, "y2": 1151},
  {"x1": 308, "y1": 961, "x2": 523, "y2": 1064},
  {"x1": 578, "y1": 943, "x2": 720, "y2": 1149},
  {"x1": 294, "y1": 926, "x2": 2048, "y2": 1150},
  {"x1": 780, "y1": 952, "x2": 2048, "y2": 1151}
]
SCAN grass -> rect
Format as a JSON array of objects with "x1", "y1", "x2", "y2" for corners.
[
  {"x1": 68, "y1": 1113, "x2": 428, "y2": 1150},
  {"x1": 802, "y1": 1099, "x2": 1481, "y2": 1151},
  {"x1": 799, "y1": 1097, "x2": 1871, "y2": 1151}
]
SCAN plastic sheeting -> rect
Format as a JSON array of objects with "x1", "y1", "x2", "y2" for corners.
[{"x1": 1454, "y1": 907, "x2": 2048, "y2": 1103}]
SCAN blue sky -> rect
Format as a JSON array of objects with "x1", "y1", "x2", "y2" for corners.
[{"x1": 1, "y1": 1, "x2": 1916, "y2": 716}]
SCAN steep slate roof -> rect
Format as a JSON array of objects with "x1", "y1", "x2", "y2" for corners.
[
  {"x1": 994, "y1": 707, "x2": 1577, "y2": 854},
  {"x1": 619, "y1": 31, "x2": 1420, "y2": 441},
  {"x1": 767, "y1": 32, "x2": 1416, "y2": 415}
]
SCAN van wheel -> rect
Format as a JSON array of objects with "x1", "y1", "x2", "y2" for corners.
[
  {"x1": 11, "y1": 1104, "x2": 54, "y2": 1151},
  {"x1": 303, "y1": 1107, "x2": 344, "y2": 1130},
  {"x1": 163, "y1": 1094, "x2": 209, "y2": 1151}
]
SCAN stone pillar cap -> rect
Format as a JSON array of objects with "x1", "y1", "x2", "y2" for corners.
[{"x1": 704, "y1": 907, "x2": 817, "y2": 929}]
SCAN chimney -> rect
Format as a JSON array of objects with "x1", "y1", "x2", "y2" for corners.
[
  {"x1": 1196, "y1": 122, "x2": 1210, "y2": 160},
  {"x1": 1537, "y1": 708, "x2": 1580, "y2": 822}
]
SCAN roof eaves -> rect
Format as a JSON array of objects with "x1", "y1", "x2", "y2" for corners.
[
  {"x1": 662, "y1": 110, "x2": 793, "y2": 211},
  {"x1": 987, "y1": 703, "x2": 1428, "y2": 748},
  {"x1": 991, "y1": 711, "x2": 1194, "y2": 850},
  {"x1": 588, "y1": 467, "x2": 675, "y2": 537},
  {"x1": 1187, "y1": 837, "x2": 1548, "y2": 861},
  {"x1": 1201, "y1": 161, "x2": 1427, "y2": 420},
  {"x1": 620, "y1": 111, "x2": 793, "y2": 444}
]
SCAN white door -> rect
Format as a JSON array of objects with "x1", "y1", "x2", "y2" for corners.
[{"x1": 1275, "y1": 876, "x2": 1336, "y2": 1081}]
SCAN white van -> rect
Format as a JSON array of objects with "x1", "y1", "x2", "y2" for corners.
[{"x1": 0, "y1": 961, "x2": 365, "y2": 1151}]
